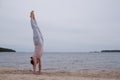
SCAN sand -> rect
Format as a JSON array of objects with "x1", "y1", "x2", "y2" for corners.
[{"x1": 0, "y1": 67, "x2": 120, "y2": 80}]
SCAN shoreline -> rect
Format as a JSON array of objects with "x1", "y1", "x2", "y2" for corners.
[{"x1": 0, "y1": 67, "x2": 120, "y2": 80}]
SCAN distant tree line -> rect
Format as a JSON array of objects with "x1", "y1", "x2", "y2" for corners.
[
  {"x1": 101, "y1": 50, "x2": 120, "y2": 52},
  {"x1": 0, "y1": 47, "x2": 16, "y2": 52}
]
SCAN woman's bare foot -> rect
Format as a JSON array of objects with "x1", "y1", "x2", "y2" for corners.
[{"x1": 30, "y1": 10, "x2": 35, "y2": 19}]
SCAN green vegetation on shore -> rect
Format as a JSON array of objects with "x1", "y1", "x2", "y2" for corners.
[
  {"x1": 0, "y1": 47, "x2": 16, "y2": 52},
  {"x1": 101, "y1": 50, "x2": 120, "y2": 52}
]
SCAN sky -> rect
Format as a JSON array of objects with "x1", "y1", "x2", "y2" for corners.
[{"x1": 0, "y1": 0, "x2": 120, "y2": 52}]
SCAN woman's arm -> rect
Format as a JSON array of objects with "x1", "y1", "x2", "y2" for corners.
[{"x1": 33, "y1": 57, "x2": 37, "y2": 74}]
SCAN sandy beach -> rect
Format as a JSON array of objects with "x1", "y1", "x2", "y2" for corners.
[{"x1": 0, "y1": 67, "x2": 120, "y2": 80}]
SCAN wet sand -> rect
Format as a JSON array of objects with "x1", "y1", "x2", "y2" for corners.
[{"x1": 0, "y1": 67, "x2": 120, "y2": 80}]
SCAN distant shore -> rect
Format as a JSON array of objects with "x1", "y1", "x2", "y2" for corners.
[
  {"x1": 0, "y1": 67, "x2": 120, "y2": 80},
  {"x1": 0, "y1": 47, "x2": 16, "y2": 52},
  {"x1": 101, "y1": 50, "x2": 120, "y2": 53}
]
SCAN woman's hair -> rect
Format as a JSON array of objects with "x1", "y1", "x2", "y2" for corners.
[{"x1": 30, "y1": 57, "x2": 34, "y2": 65}]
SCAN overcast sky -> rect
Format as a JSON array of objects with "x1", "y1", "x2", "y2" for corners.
[{"x1": 0, "y1": 0, "x2": 120, "y2": 52}]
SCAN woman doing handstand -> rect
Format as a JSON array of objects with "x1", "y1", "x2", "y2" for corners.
[{"x1": 30, "y1": 11, "x2": 43, "y2": 74}]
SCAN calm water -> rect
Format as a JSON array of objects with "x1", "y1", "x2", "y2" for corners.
[{"x1": 0, "y1": 52, "x2": 120, "y2": 70}]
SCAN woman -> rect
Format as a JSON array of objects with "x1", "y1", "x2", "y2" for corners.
[{"x1": 30, "y1": 11, "x2": 44, "y2": 74}]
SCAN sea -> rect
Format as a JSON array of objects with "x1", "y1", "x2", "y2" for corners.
[{"x1": 0, "y1": 52, "x2": 120, "y2": 70}]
